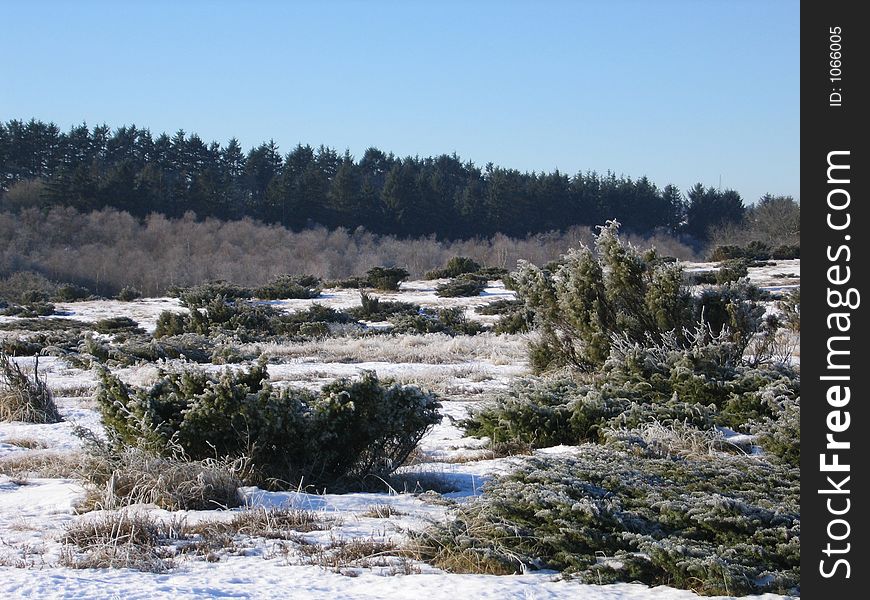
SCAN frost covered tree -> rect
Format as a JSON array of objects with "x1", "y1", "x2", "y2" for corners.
[
  {"x1": 514, "y1": 221, "x2": 693, "y2": 372},
  {"x1": 513, "y1": 221, "x2": 762, "y2": 373}
]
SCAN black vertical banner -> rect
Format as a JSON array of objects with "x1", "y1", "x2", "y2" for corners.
[{"x1": 801, "y1": 2, "x2": 868, "y2": 597}]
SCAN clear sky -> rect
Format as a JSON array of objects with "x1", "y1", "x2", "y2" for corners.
[{"x1": 1, "y1": 0, "x2": 799, "y2": 204}]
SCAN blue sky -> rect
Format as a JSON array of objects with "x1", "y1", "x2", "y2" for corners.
[{"x1": 1, "y1": 0, "x2": 799, "y2": 203}]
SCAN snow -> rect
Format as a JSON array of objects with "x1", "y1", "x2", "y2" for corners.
[
  {"x1": 0, "y1": 264, "x2": 799, "y2": 599},
  {"x1": 0, "y1": 561, "x2": 796, "y2": 600}
]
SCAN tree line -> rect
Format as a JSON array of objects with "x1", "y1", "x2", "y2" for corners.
[
  {"x1": 1, "y1": 119, "x2": 753, "y2": 240},
  {"x1": 0, "y1": 207, "x2": 700, "y2": 297}
]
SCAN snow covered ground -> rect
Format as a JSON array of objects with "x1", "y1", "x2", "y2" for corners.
[{"x1": 0, "y1": 263, "x2": 799, "y2": 599}]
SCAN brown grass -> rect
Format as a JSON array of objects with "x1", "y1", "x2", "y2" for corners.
[
  {"x1": 360, "y1": 504, "x2": 406, "y2": 519},
  {"x1": 300, "y1": 534, "x2": 408, "y2": 573},
  {"x1": 76, "y1": 442, "x2": 245, "y2": 512},
  {"x1": 218, "y1": 508, "x2": 336, "y2": 540},
  {"x1": 2, "y1": 436, "x2": 48, "y2": 450},
  {"x1": 59, "y1": 511, "x2": 178, "y2": 572},
  {"x1": 0, "y1": 450, "x2": 85, "y2": 478},
  {"x1": 59, "y1": 507, "x2": 334, "y2": 572},
  {"x1": 0, "y1": 352, "x2": 62, "y2": 424}
]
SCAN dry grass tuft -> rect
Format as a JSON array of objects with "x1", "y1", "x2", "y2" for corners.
[
  {"x1": 215, "y1": 507, "x2": 330, "y2": 538},
  {"x1": 0, "y1": 352, "x2": 62, "y2": 424},
  {"x1": 300, "y1": 534, "x2": 415, "y2": 574},
  {"x1": 0, "y1": 450, "x2": 85, "y2": 479},
  {"x1": 59, "y1": 511, "x2": 178, "y2": 572},
  {"x1": 602, "y1": 420, "x2": 749, "y2": 459},
  {"x1": 404, "y1": 516, "x2": 522, "y2": 576},
  {"x1": 60, "y1": 507, "x2": 333, "y2": 573},
  {"x1": 77, "y1": 444, "x2": 245, "y2": 512},
  {"x1": 258, "y1": 332, "x2": 527, "y2": 366},
  {"x1": 2, "y1": 436, "x2": 48, "y2": 450},
  {"x1": 360, "y1": 504, "x2": 406, "y2": 519},
  {"x1": 0, "y1": 540, "x2": 48, "y2": 569}
]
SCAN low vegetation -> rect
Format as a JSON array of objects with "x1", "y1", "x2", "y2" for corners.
[
  {"x1": 94, "y1": 364, "x2": 441, "y2": 490},
  {"x1": 466, "y1": 325, "x2": 799, "y2": 464},
  {"x1": 59, "y1": 506, "x2": 333, "y2": 572},
  {"x1": 389, "y1": 307, "x2": 483, "y2": 336},
  {"x1": 74, "y1": 430, "x2": 245, "y2": 511},
  {"x1": 435, "y1": 275, "x2": 488, "y2": 298},
  {"x1": 0, "y1": 351, "x2": 62, "y2": 424},
  {"x1": 365, "y1": 266, "x2": 410, "y2": 291},
  {"x1": 0, "y1": 215, "x2": 799, "y2": 595},
  {"x1": 436, "y1": 224, "x2": 801, "y2": 595},
  {"x1": 347, "y1": 291, "x2": 420, "y2": 321},
  {"x1": 512, "y1": 221, "x2": 764, "y2": 373},
  {"x1": 410, "y1": 446, "x2": 799, "y2": 596},
  {"x1": 254, "y1": 275, "x2": 322, "y2": 300}
]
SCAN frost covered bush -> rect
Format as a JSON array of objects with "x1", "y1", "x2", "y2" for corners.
[
  {"x1": 435, "y1": 274, "x2": 487, "y2": 298},
  {"x1": 714, "y1": 258, "x2": 749, "y2": 284},
  {"x1": 273, "y1": 304, "x2": 360, "y2": 336},
  {"x1": 513, "y1": 222, "x2": 693, "y2": 373},
  {"x1": 94, "y1": 365, "x2": 440, "y2": 490},
  {"x1": 475, "y1": 299, "x2": 522, "y2": 316},
  {"x1": 475, "y1": 299, "x2": 533, "y2": 334},
  {"x1": 154, "y1": 299, "x2": 278, "y2": 339},
  {"x1": 254, "y1": 274, "x2": 321, "y2": 300},
  {"x1": 0, "y1": 351, "x2": 62, "y2": 423},
  {"x1": 173, "y1": 280, "x2": 253, "y2": 307},
  {"x1": 491, "y1": 308, "x2": 533, "y2": 334},
  {"x1": 154, "y1": 299, "x2": 365, "y2": 342},
  {"x1": 464, "y1": 378, "x2": 604, "y2": 447},
  {"x1": 389, "y1": 307, "x2": 483, "y2": 336},
  {"x1": 116, "y1": 286, "x2": 142, "y2": 301},
  {"x1": 512, "y1": 221, "x2": 766, "y2": 373},
  {"x1": 2, "y1": 330, "x2": 82, "y2": 357},
  {"x1": 752, "y1": 395, "x2": 800, "y2": 467},
  {"x1": 425, "y1": 256, "x2": 481, "y2": 279},
  {"x1": 413, "y1": 445, "x2": 799, "y2": 596},
  {"x1": 466, "y1": 325, "x2": 799, "y2": 448},
  {"x1": 348, "y1": 291, "x2": 419, "y2": 321},
  {"x1": 365, "y1": 266, "x2": 409, "y2": 291},
  {"x1": 694, "y1": 281, "x2": 767, "y2": 358},
  {"x1": 0, "y1": 301, "x2": 56, "y2": 317},
  {"x1": 93, "y1": 317, "x2": 144, "y2": 334},
  {"x1": 778, "y1": 287, "x2": 800, "y2": 332},
  {"x1": 90, "y1": 333, "x2": 214, "y2": 365}
]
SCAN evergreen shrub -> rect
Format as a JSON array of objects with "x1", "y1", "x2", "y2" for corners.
[
  {"x1": 389, "y1": 307, "x2": 483, "y2": 336},
  {"x1": 117, "y1": 286, "x2": 142, "y2": 301},
  {"x1": 714, "y1": 258, "x2": 749, "y2": 284},
  {"x1": 425, "y1": 256, "x2": 481, "y2": 279},
  {"x1": 365, "y1": 267, "x2": 409, "y2": 291},
  {"x1": 412, "y1": 446, "x2": 799, "y2": 596},
  {"x1": 255, "y1": 275, "x2": 321, "y2": 300},
  {"x1": 778, "y1": 287, "x2": 800, "y2": 333},
  {"x1": 435, "y1": 275, "x2": 487, "y2": 298},
  {"x1": 94, "y1": 365, "x2": 440, "y2": 490},
  {"x1": 512, "y1": 221, "x2": 696, "y2": 373},
  {"x1": 466, "y1": 326, "x2": 799, "y2": 447},
  {"x1": 348, "y1": 291, "x2": 420, "y2": 321},
  {"x1": 174, "y1": 281, "x2": 253, "y2": 307},
  {"x1": 93, "y1": 316, "x2": 144, "y2": 334}
]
